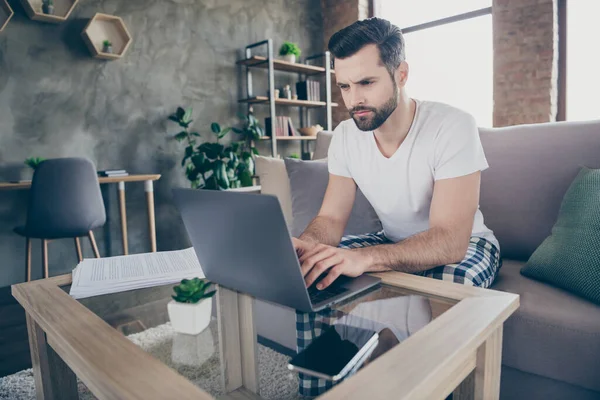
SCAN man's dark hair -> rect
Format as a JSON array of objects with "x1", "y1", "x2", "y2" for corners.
[{"x1": 328, "y1": 17, "x2": 405, "y2": 76}]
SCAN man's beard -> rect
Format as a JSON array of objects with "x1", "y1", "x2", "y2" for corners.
[{"x1": 349, "y1": 87, "x2": 399, "y2": 132}]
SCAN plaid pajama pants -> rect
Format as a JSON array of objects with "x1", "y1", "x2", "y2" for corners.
[{"x1": 295, "y1": 231, "x2": 502, "y2": 397}]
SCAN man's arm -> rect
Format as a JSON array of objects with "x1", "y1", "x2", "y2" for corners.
[
  {"x1": 298, "y1": 173, "x2": 357, "y2": 247},
  {"x1": 359, "y1": 171, "x2": 480, "y2": 272},
  {"x1": 302, "y1": 171, "x2": 481, "y2": 288}
]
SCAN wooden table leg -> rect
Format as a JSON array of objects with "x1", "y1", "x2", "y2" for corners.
[
  {"x1": 118, "y1": 181, "x2": 129, "y2": 255},
  {"x1": 474, "y1": 326, "x2": 503, "y2": 400},
  {"x1": 217, "y1": 286, "x2": 259, "y2": 395},
  {"x1": 74, "y1": 238, "x2": 83, "y2": 263},
  {"x1": 145, "y1": 180, "x2": 157, "y2": 252},
  {"x1": 42, "y1": 239, "x2": 49, "y2": 279},
  {"x1": 26, "y1": 313, "x2": 78, "y2": 400},
  {"x1": 26, "y1": 237, "x2": 32, "y2": 282},
  {"x1": 453, "y1": 326, "x2": 503, "y2": 400}
]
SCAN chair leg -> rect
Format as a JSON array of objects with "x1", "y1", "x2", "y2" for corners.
[
  {"x1": 88, "y1": 231, "x2": 100, "y2": 258},
  {"x1": 74, "y1": 237, "x2": 83, "y2": 263},
  {"x1": 42, "y1": 239, "x2": 49, "y2": 279},
  {"x1": 25, "y1": 237, "x2": 32, "y2": 282}
]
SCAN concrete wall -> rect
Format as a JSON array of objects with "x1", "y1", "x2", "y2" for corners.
[{"x1": 0, "y1": 0, "x2": 323, "y2": 286}]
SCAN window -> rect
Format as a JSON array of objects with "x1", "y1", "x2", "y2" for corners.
[
  {"x1": 564, "y1": 1, "x2": 600, "y2": 121},
  {"x1": 377, "y1": 1, "x2": 493, "y2": 127}
]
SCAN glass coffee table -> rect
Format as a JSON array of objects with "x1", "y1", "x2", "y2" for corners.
[{"x1": 11, "y1": 271, "x2": 518, "y2": 400}]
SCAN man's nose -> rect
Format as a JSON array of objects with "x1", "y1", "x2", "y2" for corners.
[{"x1": 348, "y1": 89, "x2": 365, "y2": 109}]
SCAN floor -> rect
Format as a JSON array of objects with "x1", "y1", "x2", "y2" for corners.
[{"x1": 0, "y1": 285, "x2": 30, "y2": 378}]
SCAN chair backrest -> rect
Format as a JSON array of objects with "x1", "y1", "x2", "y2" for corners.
[{"x1": 26, "y1": 157, "x2": 106, "y2": 238}]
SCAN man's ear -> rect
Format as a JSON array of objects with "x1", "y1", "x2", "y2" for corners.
[{"x1": 395, "y1": 61, "x2": 409, "y2": 87}]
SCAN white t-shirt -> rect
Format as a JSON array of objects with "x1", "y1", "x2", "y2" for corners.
[{"x1": 328, "y1": 99, "x2": 499, "y2": 249}]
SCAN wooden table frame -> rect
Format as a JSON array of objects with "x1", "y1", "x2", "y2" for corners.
[
  {"x1": 11, "y1": 271, "x2": 519, "y2": 400},
  {"x1": 0, "y1": 174, "x2": 160, "y2": 254}
]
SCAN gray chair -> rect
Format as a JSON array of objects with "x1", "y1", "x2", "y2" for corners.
[{"x1": 14, "y1": 158, "x2": 106, "y2": 281}]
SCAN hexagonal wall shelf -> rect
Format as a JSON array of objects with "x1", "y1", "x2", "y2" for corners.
[
  {"x1": 0, "y1": 0, "x2": 14, "y2": 32},
  {"x1": 19, "y1": 0, "x2": 79, "y2": 23},
  {"x1": 81, "y1": 13, "x2": 132, "y2": 60}
]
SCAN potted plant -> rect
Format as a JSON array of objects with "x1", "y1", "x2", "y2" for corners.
[
  {"x1": 103, "y1": 40, "x2": 113, "y2": 54},
  {"x1": 168, "y1": 277, "x2": 216, "y2": 335},
  {"x1": 42, "y1": 0, "x2": 54, "y2": 15},
  {"x1": 167, "y1": 107, "x2": 263, "y2": 190},
  {"x1": 24, "y1": 157, "x2": 45, "y2": 170},
  {"x1": 279, "y1": 41, "x2": 301, "y2": 63}
]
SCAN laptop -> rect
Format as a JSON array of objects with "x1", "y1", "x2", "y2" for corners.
[{"x1": 172, "y1": 188, "x2": 381, "y2": 312}]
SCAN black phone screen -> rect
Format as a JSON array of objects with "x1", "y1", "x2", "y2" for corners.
[{"x1": 289, "y1": 324, "x2": 377, "y2": 377}]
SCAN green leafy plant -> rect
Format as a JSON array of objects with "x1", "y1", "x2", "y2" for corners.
[
  {"x1": 24, "y1": 157, "x2": 45, "y2": 170},
  {"x1": 279, "y1": 41, "x2": 301, "y2": 57},
  {"x1": 288, "y1": 153, "x2": 300, "y2": 159},
  {"x1": 168, "y1": 107, "x2": 263, "y2": 190},
  {"x1": 172, "y1": 277, "x2": 216, "y2": 304},
  {"x1": 103, "y1": 40, "x2": 112, "y2": 47}
]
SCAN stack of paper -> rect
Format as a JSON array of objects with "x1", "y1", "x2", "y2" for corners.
[{"x1": 69, "y1": 247, "x2": 205, "y2": 299}]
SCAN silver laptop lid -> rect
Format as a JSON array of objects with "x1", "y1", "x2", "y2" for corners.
[{"x1": 172, "y1": 188, "x2": 314, "y2": 312}]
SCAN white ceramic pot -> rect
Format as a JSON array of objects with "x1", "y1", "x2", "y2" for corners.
[
  {"x1": 281, "y1": 54, "x2": 296, "y2": 63},
  {"x1": 168, "y1": 297, "x2": 212, "y2": 335}
]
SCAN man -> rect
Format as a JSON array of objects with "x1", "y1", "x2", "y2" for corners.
[{"x1": 292, "y1": 17, "x2": 501, "y2": 396}]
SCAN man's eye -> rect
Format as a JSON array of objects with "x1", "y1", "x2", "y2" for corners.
[
  {"x1": 340, "y1": 85, "x2": 350, "y2": 90},
  {"x1": 361, "y1": 81, "x2": 372, "y2": 86}
]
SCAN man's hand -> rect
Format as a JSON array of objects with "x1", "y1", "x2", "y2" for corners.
[
  {"x1": 299, "y1": 244, "x2": 372, "y2": 290},
  {"x1": 292, "y1": 237, "x2": 318, "y2": 258}
]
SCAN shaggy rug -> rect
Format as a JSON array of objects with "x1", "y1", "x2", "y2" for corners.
[{"x1": 0, "y1": 322, "x2": 305, "y2": 400}]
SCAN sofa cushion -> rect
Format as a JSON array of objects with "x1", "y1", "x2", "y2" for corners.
[
  {"x1": 492, "y1": 259, "x2": 600, "y2": 391},
  {"x1": 312, "y1": 131, "x2": 333, "y2": 160},
  {"x1": 500, "y1": 366, "x2": 600, "y2": 400},
  {"x1": 283, "y1": 158, "x2": 382, "y2": 238},
  {"x1": 254, "y1": 156, "x2": 293, "y2": 228},
  {"x1": 479, "y1": 120, "x2": 600, "y2": 261},
  {"x1": 521, "y1": 167, "x2": 600, "y2": 305}
]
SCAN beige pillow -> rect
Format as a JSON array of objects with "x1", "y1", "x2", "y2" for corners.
[
  {"x1": 313, "y1": 130, "x2": 333, "y2": 160},
  {"x1": 254, "y1": 156, "x2": 293, "y2": 227}
]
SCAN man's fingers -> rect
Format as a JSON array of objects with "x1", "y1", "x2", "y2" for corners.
[
  {"x1": 304, "y1": 255, "x2": 343, "y2": 288},
  {"x1": 301, "y1": 247, "x2": 336, "y2": 277},
  {"x1": 299, "y1": 243, "x2": 328, "y2": 263},
  {"x1": 316, "y1": 264, "x2": 344, "y2": 290}
]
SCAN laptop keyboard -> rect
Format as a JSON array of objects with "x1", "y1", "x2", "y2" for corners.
[{"x1": 307, "y1": 276, "x2": 349, "y2": 305}]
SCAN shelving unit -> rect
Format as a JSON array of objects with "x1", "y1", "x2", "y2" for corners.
[
  {"x1": 237, "y1": 39, "x2": 336, "y2": 159},
  {"x1": 19, "y1": 0, "x2": 79, "y2": 23},
  {"x1": 0, "y1": 0, "x2": 13, "y2": 32},
  {"x1": 239, "y1": 96, "x2": 338, "y2": 108},
  {"x1": 81, "y1": 13, "x2": 132, "y2": 60}
]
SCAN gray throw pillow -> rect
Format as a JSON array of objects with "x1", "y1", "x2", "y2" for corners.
[
  {"x1": 284, "y1": 157, "x2": 382, "y2": 239},
  {"x1": 521, "y1": 167, "x2": 600, "y2": 305}
]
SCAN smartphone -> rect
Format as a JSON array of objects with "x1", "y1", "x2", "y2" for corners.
[{"x1": 288, "y1": 324, "x2": 379, "y2": 382}]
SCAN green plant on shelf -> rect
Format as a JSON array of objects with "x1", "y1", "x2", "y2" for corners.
[
  {"x1": 288, "y1": 153, "x2": 300, "y2": 159},
  {"x1": 168, "y1": 106, "x2": 263, "y2": 190},
  {"x1": 172, "y1": 277, "x2": 216, "y2": 304},
  {"x1": 279, "y1": 41, "x2": 301, "y2": 58},
  {"x1": 103, "y1": 40, "x2": 112, "y2": 47},
  {"x1": 24, "y1": 157, "x2": 45, "y2": 170}
]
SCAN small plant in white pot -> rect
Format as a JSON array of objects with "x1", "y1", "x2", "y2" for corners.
[
  {"x1": 102, "y1": 40, "x2": 113, "y2": 54},
  {"x1": 168, "y1": 277, "x2": 216, "y2": 335},
  {"x1": 279, "y1": 41, "x2": 301, "y2": 63}
]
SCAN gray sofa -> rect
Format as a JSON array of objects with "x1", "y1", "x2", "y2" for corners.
[{"x1": 254, "y1": 119, "x2": 600, "y2": 399}]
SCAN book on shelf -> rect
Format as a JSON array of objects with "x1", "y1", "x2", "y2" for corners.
[
  {"x1": 98, "y1": 169, "x2": 129, "y2": 177},
  {"x1": 265, "y1": 116, "x2": 300, "y2": 137},
  {"x1": 296, "y1": 80, "x2": 320, "y2": 102},
  {"x1": 69, "y1": 247, "x2": 204, "y2": 299}
]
